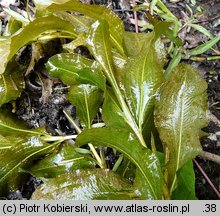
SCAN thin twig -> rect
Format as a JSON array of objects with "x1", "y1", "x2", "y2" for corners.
[
  {"x1": 199, "y1": 150, "x2": 220, "y2": 165},
  {"x1": 193, "y1": 159, "x2": 220, "y2": 199},
  {"x1": 132, "y1": 0, "x2": 139, "y2": 33}
]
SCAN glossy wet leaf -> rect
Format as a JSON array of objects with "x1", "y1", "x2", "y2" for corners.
[
  {"x1": 0, "y1": 109, "x2": 43, "y2": 136},
  {"x1": 86, "y1": 20, "x2": 115, "y2": 85},
  {"x1": 47, "y1": 53, "x2": 105, "y2": 90},
  {"x1": 0, "y1": 61, "x2": 25, "y2": 106},
  {"x1": 124, "y1": 31, "x2": 164, "y2": 130},
  {"x1": 85, "y1": 19, "x2": 149, "y2": 148},
  {"x1": 102, "y1": 87, "x2": 129, "y2": 129},
  {"x1": 154, "y1": 63, "x2": 207, "y2": 193},
  {"x1": 0, "y1": 136, "x2": 57, "y2": 196},
  {"x1": 76, "y1": 128, "x2": 163, "y2": 199},
  {"x1": 172, "y1": 160, "x2": 197, "y2": 200},
  {"x1": 124, "y1": 32, "x2": 153, "y2": 57},
  {"x1": 67, "y1": 85, "x2": 103, "y2": 128},
  {"x1": 48, "y1": 0, "x2": 124, "y2": 54},
  {"x1": 53, "y1": 11, "x2": 93, "y2": 34},
  {"x1": 0, "y1": 15, "x2": 77, "y2": 74},
  {"x1": 32, "y1": 169, "x2": 138, "y2": 200},
  {"x1": 0, "y1": 134, "x2": 20, "y2": 150},
  {"x1": 0, "y1": 37, "x2": 11, "y2": 75},
  {"x1": 29, "y1": 143, "x2": 96, "y2": 178}
]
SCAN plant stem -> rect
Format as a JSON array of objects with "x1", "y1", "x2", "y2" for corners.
[
  {"x1": 194, "y1": 159, "x2": 220, "y2": 199},
  {"x1": 132, "y1": 0, "x2": 139, "y2": 33},
  {"x1": 199, "y1": 150, "x2": 220, "y2": 165},
  {"x1": 43, "y1": 135, "x2": 77, "y2": 142},
  {"x1": 112, "y1": 154, "x2": 123, "y2": 172},
  {"x1": 63, "y1": 108, "x2": 104, "y2": 168}
]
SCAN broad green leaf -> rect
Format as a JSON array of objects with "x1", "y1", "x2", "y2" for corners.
[
  {"x1": 67, "y1": 85, "x2": 103, "y2": 128},
  {"x1": 48, "y1": 0, "x2": 125, "y2": 54},
  {"x1": 0, "y1": 61, "x2": 25, "y2": 106},
  {"x1": 0, "y1": 136, "x2": 57, "y2": 196},
  {"x1": 31, "y1": 169, "x2": 138, "y2": 200},
  {"x1": 76, "y1": 128, "x2": 163, "y2": 199},
  {"x1": 124, "y1": 32, "x2": 153, "y2": 57},
  {"x1": 29, "y1": 143, "x2": 96, "y2": 178},
  {"x1": 124, "y1": 31, "x2": 164, "y2": 130},
  {"x1": 154, "y1": 63, "x2": 207, "y2": 193},
  {"x1": 85, "y1": 20, "x2": 146, "y2": 148},
  {"x1": 0, "y1": 109, "x2": 43, "y2": 136},
  {"x1": 47, "y1": 53, "x2": 105, "y2": 90},
  {"x1": 188, "y1": 35, "x2": 220, "y2": 56},
  {"x1": 0, "y1": 37, "x2": 11, "y2": 75},
  {"x1": 172, "y1": 160, "x2": 197, "y2": 200},
  {"x1": 0, "y1": 15, "x2": 77, "y2": 74},
  {"x1": 112, "y1": 51, "x2": 127, "y2": 90},
  {"x1": 102, "y1": 87, "x2": 129, "y2": 129},
  {"x1": 0, "y1": 134, "x2": 22, "y2": 150},
  {"x1": 53, "y1": 11, "x2": 93, "y2": 34},
  {"x1": 86, "y1": 20, "x2": 115, "y2": 85}
]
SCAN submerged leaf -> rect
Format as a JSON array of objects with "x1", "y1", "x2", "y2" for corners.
[
  {"x1": 0, "y1": 61, "x2": 25, "y2": 106},
  {"x1": 29, "y1": 143, "x2": 96, "y2": 178},
  {"x1": 76, "y1": 128, "x2": 163, "y2": 199},
  {"x1": 154, "y1": 63, "x2": 207, "y2": 193},
  {"x1": 68, "y1": 85, "x2": 103, "y2": 128},
  {"x1": 31, "y1": 169, "x2": 138, "y2": 200},
  {"x1": 0, "y1": 136, "x2": 57, "y2": 196}
]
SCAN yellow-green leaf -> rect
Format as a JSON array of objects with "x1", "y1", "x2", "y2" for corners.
[{"x1": 154, "y1": 63, "x2": 207, "y2": 193}]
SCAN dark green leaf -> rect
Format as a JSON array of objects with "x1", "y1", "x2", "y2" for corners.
[
  {"x1": 85, "y1": 20, "x2": 145, "y2": 147},
  {"x1": 172, "y1": 160, "x2": 197, "y2": 200},
  {"x1": 154, "y1": 63, "x2": 207, "y2": 193},
  {"x1": 0, "y1": 15, "x2": 77, "y2": 74},
  {"x1": 31, "y1": 169, "x2": 138, "y2": 200},
  {"x1": 0, "y1": 136, "x2": 57, "y2": 195},
  {"x1": 76, "y1": 128, "x2": 163, "y2": 199},
  {"x1": 0, "y1": 109, "x2": 43, "y2": 136},
  {"x1": 67, "y1": 85, "x2": 103, "y2": 128},
  {"x1": 48, "y1": 0, "x2": 125, "y2": 54},
  {"x1": 47, "y1": 53, "x2": 105, "y2": 90},
  {"x1": 0, "y1": 61, "x2": 25, "y2": 106},
  {"x1": 29, "y1": 143, "x2": 96, "y2": 178},
  {"x1": 102, "y1": 87, "x2": 129, "y2": 129}
]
